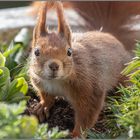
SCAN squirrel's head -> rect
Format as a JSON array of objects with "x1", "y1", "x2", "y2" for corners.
[{"x1": 30, "y1": 2, "x2": 73, "y2": 80}]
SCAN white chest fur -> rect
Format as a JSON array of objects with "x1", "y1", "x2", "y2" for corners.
[{"x1": 41, "y1": 79, "x2": 67, "y2": 96}]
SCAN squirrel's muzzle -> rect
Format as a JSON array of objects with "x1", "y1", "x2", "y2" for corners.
[{"x1": 49, "y1": 62, "x2": 59, "y2": 72}]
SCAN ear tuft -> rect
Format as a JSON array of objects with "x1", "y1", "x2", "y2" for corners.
[
  {"x1": 56, "y1": 1, "x2": 72, "y2": 47},
  {"x1": 33, "y1": 2, "x2": 54, "y2": 47}
]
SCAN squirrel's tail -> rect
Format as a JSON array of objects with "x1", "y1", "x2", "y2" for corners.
[{"x1": 71, "y1": 2, "x2": 140, "y2": 50}]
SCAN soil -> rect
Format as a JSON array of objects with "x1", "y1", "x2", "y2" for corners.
[
  {"x1": 24, "y1": 89, "x2": 113, "y2": 137},
  {"x1": 25, "y1": 97, "x2": 75, "y2": 131}
]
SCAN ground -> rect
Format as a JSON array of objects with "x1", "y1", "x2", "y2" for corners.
[{"x1": 24, "y1": 90, "x2": 110, "y2": 137}]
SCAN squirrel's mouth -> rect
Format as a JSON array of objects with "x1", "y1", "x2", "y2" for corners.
[
  {"x1": 33, "y1": 72, "x2": 58, "y2": 80},
  {"x1": 48, "y1": 75, "x2": 57, "y2": 79},
  {"x1": 47, "y1": 72, "x2": 59, "y2": 80}
]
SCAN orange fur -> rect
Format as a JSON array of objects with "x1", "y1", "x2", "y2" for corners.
[{"x1": 29, "y1": 1, "x2": 140, "y2": 138}]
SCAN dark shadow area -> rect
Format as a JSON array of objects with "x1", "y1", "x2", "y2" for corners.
[{"x1": 0, "y1": 1, "x2": 31, "y2": 9}]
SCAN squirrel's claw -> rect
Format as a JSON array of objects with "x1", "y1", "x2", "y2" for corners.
[{"x1": 33, "y1": 102, "x2": 49, "y2": 123}]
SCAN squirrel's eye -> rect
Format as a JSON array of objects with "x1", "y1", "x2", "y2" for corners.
[
  {"x1": 34, "y1": 48, "x2": 40, "y2": 56},
  {"x1": 67, "y1": 48, "x2": 72, "y2": 56}
]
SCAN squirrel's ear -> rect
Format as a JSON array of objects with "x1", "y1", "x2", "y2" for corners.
[
  {"x1": 56, "y1": 1, "x2": 72, "y2": 47},
  {"x1": 33, "y1": 2, "x2": 49, "y2": 46}
]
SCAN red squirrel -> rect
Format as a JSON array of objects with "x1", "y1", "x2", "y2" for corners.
[{"x1": 29, "y1": 1, "x2": 140, "y2": 137}]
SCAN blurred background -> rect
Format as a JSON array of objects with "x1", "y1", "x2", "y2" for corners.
[
  {"x1": 0, "y1": 1, "x2": 31, "y2": 9},
  {"x1": 0, "y1": 1, "x2": 85, "y2": 44}
]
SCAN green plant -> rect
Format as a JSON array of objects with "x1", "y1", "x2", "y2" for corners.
[
  {"x1": 107, "y1": 42, "x2": 140, "y2": 138},
  {"x1": 0, "y1": 28, "x2": 30, "y2": 79},
  {"x1": 0, "y1": 52, "x2": 28, "y2": 103},
  {"x1": 0, "y1": 101, "x2": 68, "y2": 139},
  {"x1": 116, "y1": 42, "x2": 140, "y2": 138},
  {"x1": 35, "y1": 124, "x2": 68, "y2": 139},
  {"x1": 0, "y1": 28, "x2": 30, "y2": 103}
]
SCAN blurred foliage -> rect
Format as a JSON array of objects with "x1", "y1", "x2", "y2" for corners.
[
  {"x1": 115, "y1": 42, "x2": 140, "y2": 138},
  {"x1": 0, "y1": 101, "x2": 68, "y2": 139},
  {"x1": 0, "y1": 1, "x2": 31, "y2": 9},
  {"x1": 1, "y1": 28, "x2": 30, "y2": 79},
  {"x1": 0, "y1": 29, "x2": 29, "y2": 103}
]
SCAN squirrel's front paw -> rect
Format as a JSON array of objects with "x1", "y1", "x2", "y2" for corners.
[
  {"x1": 33, "y1": 101, "x2": 49, "y2": 123},
  {"x1": 71, "y1": 130, "x2": 81, "y2": 138}
]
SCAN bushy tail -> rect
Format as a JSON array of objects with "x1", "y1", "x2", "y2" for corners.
[{"x1": 70, "y1": 2, "x2": 140, "y2": 50}]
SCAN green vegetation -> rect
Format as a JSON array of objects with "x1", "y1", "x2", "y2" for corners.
[
  {"x1": 0, "y1": 28, "x2": 29, "y2": 103},
  {"x1": 115, "y1": 42, "x2": 140, "y2": 138},
  {"x1": 0, "y1": 101, "x2": 68, "y2": 139}
]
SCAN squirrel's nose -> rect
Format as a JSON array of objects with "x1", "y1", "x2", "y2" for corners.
[{"x1": 49, "y1": 62, "x2": 59, "y2": 71}]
